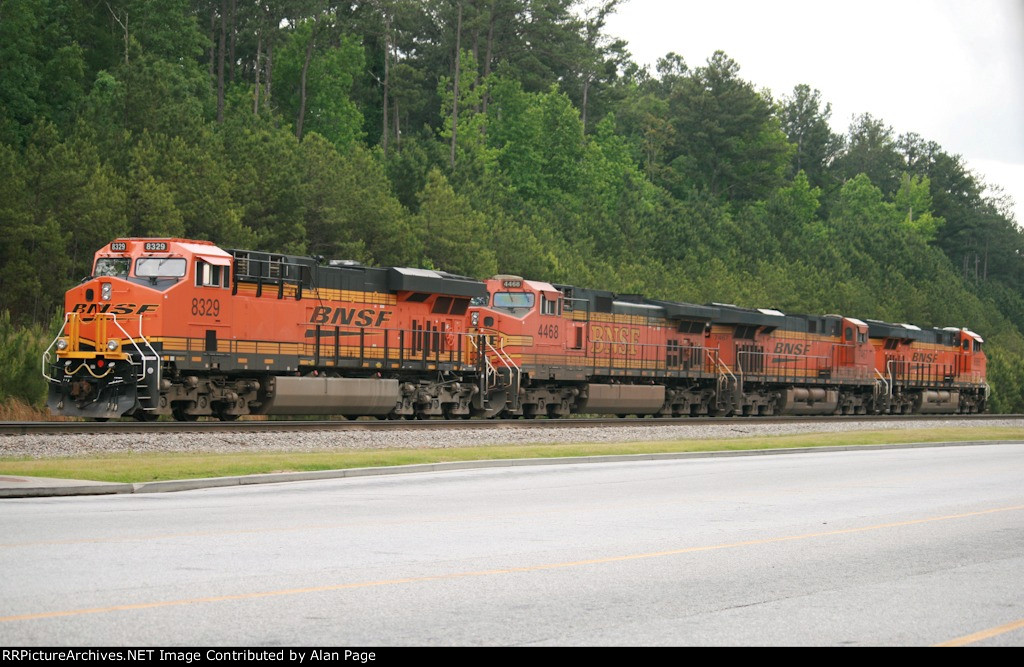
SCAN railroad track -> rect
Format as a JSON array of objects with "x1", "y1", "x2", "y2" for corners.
[{"x1": 0, "y1": 413, "x2": 1015, "y2": 436}]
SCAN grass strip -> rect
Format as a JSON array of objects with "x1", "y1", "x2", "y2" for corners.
[{"x1": 1, "y1": 427, "x2": 1021, "y2": 484}]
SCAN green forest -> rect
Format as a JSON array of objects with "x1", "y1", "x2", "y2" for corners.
[{"x1": 3, "y1": 0, "x2": 1024, "y2": 414}]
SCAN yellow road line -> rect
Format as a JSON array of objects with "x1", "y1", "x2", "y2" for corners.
[
  {"x1": 2, "y1": 504, "x2": 1022, "y2": 623},
  {"x1": 935, "y1": 617, "x2": 1024, "y2": 647}
]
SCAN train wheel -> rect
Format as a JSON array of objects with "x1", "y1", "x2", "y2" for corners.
[{"x1": 470, "y1": 388, "x2": 508, "y2": 419}]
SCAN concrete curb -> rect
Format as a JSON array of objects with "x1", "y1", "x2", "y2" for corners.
[
  {"x1": 0, "y1": 482, "x2": 135, "y2": 498},
  {"x1": 2, "y1": 440, "x2": 1021, "y2": 498}
]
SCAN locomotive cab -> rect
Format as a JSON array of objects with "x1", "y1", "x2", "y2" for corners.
[
  {"x1": 43, "y1": 238, "x2": 232, "y2": 420},
  {"x1": 947, "y1": 327, "x2": 985, "y2": 381},
  {"x1": 470, "y1": 275, "x2": 567, "y2": 355}
]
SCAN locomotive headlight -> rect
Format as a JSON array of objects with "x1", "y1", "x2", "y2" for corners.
[
  {"x1": 56, "y1": 338, "x2": 69, "y2": 351},
  {"x1": 106, "y1": 339, "x2": 119, "y2": 352},
  {"x1": 101, "y1": 283, "x2": 112, "y2": 301},
  {"x1": 471, "y1": 312, "x2": 479, "y2": 326}
]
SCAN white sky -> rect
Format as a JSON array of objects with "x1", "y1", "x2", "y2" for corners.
[{"x1": 603, "y1": 0, "x2": 1024, "y2": 223}]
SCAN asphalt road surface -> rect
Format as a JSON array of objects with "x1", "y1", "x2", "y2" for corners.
[{"x1": 1, "y1": 444, "x2": 1023, "y2": 646}]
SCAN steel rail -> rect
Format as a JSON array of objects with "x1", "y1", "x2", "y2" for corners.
[{"x1": 0, "y1": 414, "x2": 1016, "y2": 437}]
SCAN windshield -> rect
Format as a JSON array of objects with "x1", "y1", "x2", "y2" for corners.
[
  {"x1": 136, "y1": 257, "x2": 187, "y2": 278},
  {"x1": 94, "y1": 258, "x2": 130, "y2": 278},
  {"x1": 493, "y1": 292, "x2": 534, "y2": 309}
]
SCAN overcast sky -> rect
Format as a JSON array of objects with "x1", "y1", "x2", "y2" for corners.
[{"x1": 603, "y1": 0, "x2": 1024, "y2": 222}]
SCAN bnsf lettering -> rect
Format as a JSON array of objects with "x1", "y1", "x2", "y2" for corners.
[
  {"x1": 71, "y1": 303, "x2": 159, "y2": 315},
  {"x1": 912, "y1": 352, "x2": 939, "y2": 363},
  {"x1": 773, "y1": 342, "x2": 810, "y2": 355},
  {"x1": 591, "y1": 326, "x2": 640, "y2": 356},
  {"x1": 310, "y1": 307, "x2": 391, "y2": 327}
]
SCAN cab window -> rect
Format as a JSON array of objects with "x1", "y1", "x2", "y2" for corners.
[
  {"x1": 541, "y1": 295, "x2": 560, "y2": 315},
  {"x1": 94, "y1": 258, "x2": 130, "y2": 278},
  {"x1": 136, "y1": 257, "x2": 187, "y2": 278},
  {"x1": 493, "y1": 292, "x2": 534, "y2": 314},
  {"x1": 196, "y1": 260, "x2": 229, "y2": 287}
]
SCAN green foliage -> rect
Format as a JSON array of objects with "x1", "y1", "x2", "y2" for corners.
[
  {"x1": 1, "y1": 0, "x2": 1023, "y2": 411},
  {"x1": 413, "y1": 168, "x2": 496, "y2": 277},
  {"x1": 301, "y1": 137, "x2": 418, "y2": 266},
  {"x1": 894, "y1": 173, "x2": 940, "y2": 241},
  {"x1": 833, "y1": 113, "x2": 904, "y2": 196},
  {"x1": 0, "y1": 0, "x2": 87, "y2": 146},
  {"x1": 984, "y1": 346, "x2": 1024, "y2": 413},
  {"x1": 779, "y1": 85, "x2": 843, "y2": 191},
  {"x1": 218, "y1": 112, "x2": 307, "y2": 254},
  {"x1": 656, "y1": 52, "x2": 793, "y2": 203},
  {"x1": 0, "y1": 311, "x2": 53, "y2": 407},
  {"x1": 275, "y1": 20, "x2": 366, "y2": 148}
]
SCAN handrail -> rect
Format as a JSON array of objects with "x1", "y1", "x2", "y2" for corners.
[
  {"x1": 735, "y1": 349, "x2": 831, "y2": 381},
  {"x1": 705, "y1": 348, "x2": 737, "y2": 410},
  {"x1": 467, "y1": 331, "x2": 521, "y2": 401},
  {"x1": 886, "y1": 357, "x2": 956, "y2": 386},
  {"x1": 41, "y1": 312, "x2": 73, "y2": 382},
  {"x1": 874, "y1": 368, "x2": 891, "y2": 398},
  {"x1": 467, "y1": 334, "x2": 496, "y2": 395},
  {"x1": 111, "y1": 313, "x2": 161, "y2": 410},
  {"x1": 489, "y1": 336, "x2": 520, "y2": 401},
  {"x1": 587, "y1": 338, "x2": 709, "y2": 374},
  {"x1": 707, "y1": 349, "x2": 736, "y2": 383},
  {"x1": 42, "y1": 312, "x2": 161, "y2": 395}
]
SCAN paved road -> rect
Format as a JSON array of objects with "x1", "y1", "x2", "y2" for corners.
[{"x1": 1, "y1": 444, "x2": 1023, "y2": 646}]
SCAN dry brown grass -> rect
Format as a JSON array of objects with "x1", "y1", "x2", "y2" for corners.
[{"x1": 0, "y1": 398, "x2": 73, "y2": 421}]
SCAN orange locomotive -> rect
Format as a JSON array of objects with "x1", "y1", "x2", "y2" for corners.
[
  {"x1": 43, "y1": 238, "x2": 989, "y2": 420},
  {"x1": 44, "y1": 238, "x2": 485, "y2": 420},
  {"x1": 468, "y1": 278, "x2": 986, "y2": 417}
]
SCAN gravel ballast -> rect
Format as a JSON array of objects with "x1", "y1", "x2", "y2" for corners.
[{"x1": 2, "y1": 418, "x2": 1022, "y2": 459}]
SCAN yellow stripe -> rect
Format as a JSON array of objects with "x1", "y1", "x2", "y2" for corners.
[
  {"x1": 588, "y1": 312, "x2": 666, "y2": 326},
  {"x1": 233, "y1": 284, "x2": 396, "y2": 305},
  {"x1": 2, "y1": 504, "x2": 1019, "y2": 624},
  {"x1": 935, "y1": 617, "x2": 1024, "y2": 647},
  {"x1": 771, "y1": 331, "x2": 837, "y2": 342}
]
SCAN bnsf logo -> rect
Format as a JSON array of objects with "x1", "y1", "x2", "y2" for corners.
[
  {"x1": 912, "y1": 352, "x2": 939, "y2": 363},
  {"x1": 309, "y1": 306, "x2": 391, "y2": 327},
  {"x1": 591, "y1": 326, "x2": 640, "y2": 356},
  {"x1": 773, "y1": 342, "x2": 810, "y2": 355},
  {"x1": 72, "y1": 303, "x2": 159, "y2": 315}
]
